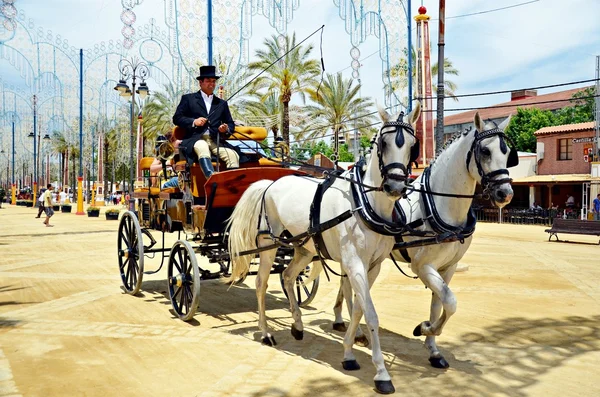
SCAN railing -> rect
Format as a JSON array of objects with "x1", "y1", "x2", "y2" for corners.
[{"x1": 473, "y1": 207, "x2": 572, "y2": 226}]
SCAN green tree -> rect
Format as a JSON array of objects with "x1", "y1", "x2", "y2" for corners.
[
  {"x1": 247, "y1": 33, "x2": 321, "y2": 146},
  {"x1": 299, "y1": 73, "x2": 375, "y2": 142},
  {"x1": 506, "y1": 107, "x2": 558, "y2": 152},
  {"x1": 555, "y1": 87, "x2": 595, "y2": 124}
]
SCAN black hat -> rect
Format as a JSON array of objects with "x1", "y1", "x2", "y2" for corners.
[{"x1": 196, "y1": 65, "x2": 221, "y2": 81}]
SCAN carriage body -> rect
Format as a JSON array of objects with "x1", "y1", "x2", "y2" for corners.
[{"x1": 119, "y1": 126, "x2": 319, "y2": 321}]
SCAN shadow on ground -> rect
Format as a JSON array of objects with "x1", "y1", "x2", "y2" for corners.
[{"x1": 225, "y1": 315, "x2": 600, "y2": 397}]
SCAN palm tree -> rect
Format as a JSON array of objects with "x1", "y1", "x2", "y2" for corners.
[
  {"x1": 142, "y1": 83, "x2": 185, "y2": 142},
  {"x1": 387, "y1": 48, "x2": 460, "y2": 102},
  {"x1": 238, "y1": 92, "x2": 282, "y2": 139},
  {"x1": 50, "y1": 130, "x2": 69, "y2": 187},
  {"x1": 300, "y1": 73, "x2": 375, "y2": 145},
  {"x1": 247, "y1": 33, "x2": 321, "y2": 146}
]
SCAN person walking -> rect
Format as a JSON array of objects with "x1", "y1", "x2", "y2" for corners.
[
  {"x1": 172, "y1": 65, "x2": 240, "y2": 179},
  {"x1": 35, "y1": 188, "x2": 46, "y2": 218},
  {"x1": 593, "y1": 194, "x2": 600, "y2": 221},
  {"x1": 42, "y1": 184, "x2": 55, "y2": 227}
]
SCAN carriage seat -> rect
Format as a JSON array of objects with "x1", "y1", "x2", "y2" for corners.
[{"x1": 134, "y1": 156, "x2": 180, "y2": 196}]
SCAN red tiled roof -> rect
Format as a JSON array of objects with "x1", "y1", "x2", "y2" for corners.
[
  {"x1": 534, "y1": 121, "x2": 596, "y2": 136},
  {"x1": 441, "y1": 86, "x2": 590, "y2": 126}
]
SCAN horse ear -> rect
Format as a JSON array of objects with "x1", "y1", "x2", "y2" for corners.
[
  {"x1": 498, "y1": 114, "x2": 512, "y2": 131},
  {"x1": 378, "y1": 106, "x2": 390, "y2": 123},
  {"x1": 474, "y1": 112, "x2": 485, "y2": 132},
  {"x1": 408, "y1": 102, "x2": 421, "y2": 126}
]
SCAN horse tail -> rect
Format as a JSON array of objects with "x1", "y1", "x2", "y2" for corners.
[{"x1": 226, "y1": 179, "x2": 274, "y2": 284}]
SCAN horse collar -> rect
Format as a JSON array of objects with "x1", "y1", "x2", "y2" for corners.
[
  {"x1": 421, "y1": 167, "x2": 476, "y2": 238},
  {"x1": 350, "y1": 166, "x2": 406, "y2": 236}
]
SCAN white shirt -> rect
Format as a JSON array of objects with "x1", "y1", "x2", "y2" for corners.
[
  {"x1": 201, "y1": 90, "x2": 213, "y2": 114},
  {"x1": 59, "y1": 191, "x2": 67, "y2": 204}
]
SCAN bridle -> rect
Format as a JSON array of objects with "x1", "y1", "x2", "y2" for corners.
[
  {"x1": 466, "y1": 127, "x2": 519, "y2": 197},
  {"x1": 374, "y1": 113, "x2": 420, "y2": 183}
]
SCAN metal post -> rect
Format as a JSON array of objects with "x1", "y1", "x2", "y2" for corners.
[
  {"x1": 33, "y1": 95, "x2": 37, "y2": 186},
  {"x1": 595, "y1": 55, "x2": 600, "y2": 161},
  {"x1": 11, "y1": 116, "x2": 16, "y2": 204},
  {"x1": 407, "y1": 0, "x2": 412, "y2": 112},
  {"x1": 435, "y1": 0, "x2": 446, "y2": 154},
  {"x1": 91, "y1": 125, "x2": 95, "y2": 204},
  {"x1": 77, "y1": 48, "x2": 85, "y2": 215},
  {"x1": 208, "y1": 0, "x2": 213, "y2": 65},
  {"x1": 129, "y1": 81, "x2": 136, "y2": 212}
]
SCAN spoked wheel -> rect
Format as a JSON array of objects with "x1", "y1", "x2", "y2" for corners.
[
  {"x1": 117, "y1": 211, "x2": 145, "y2": 295},
  {"x1": 167, "y1": 240, "x2": 201, "y2": 321},
  {"x1": 280, "y1": 262, "x2": 320, "y2": 308}
]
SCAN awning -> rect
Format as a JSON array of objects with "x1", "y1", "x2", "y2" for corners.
[{"x1": 512, "y1": 174, "x2": 600, "y2": 184}]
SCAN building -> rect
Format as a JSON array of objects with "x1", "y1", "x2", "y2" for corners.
[
  {"x1": 512, "y1": 122, "x2": 600, "y2": 217},
  {"x1": 439, "y1": 86, "x2": 590, "y2": 139}
]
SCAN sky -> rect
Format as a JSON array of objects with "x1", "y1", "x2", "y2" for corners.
[{"x1": 2, "y1": 0, "x2": 600, "y2": 121}]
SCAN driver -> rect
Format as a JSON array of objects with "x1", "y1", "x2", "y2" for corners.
[{"x1": 172, "y1": 65, "x2": 239, "y2": 179}]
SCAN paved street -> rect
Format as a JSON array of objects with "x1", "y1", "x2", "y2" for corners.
[{"x1": 1, "y1": 204, "x2": 599, "y2": 397}]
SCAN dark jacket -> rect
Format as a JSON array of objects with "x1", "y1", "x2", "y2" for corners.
[{"x1": 172, "y1": 92, "x2": 237, "y2": 164}]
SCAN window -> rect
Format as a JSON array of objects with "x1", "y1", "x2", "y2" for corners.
[{"x1": 558, "y1": 139, "x2": 572, "y2": 160}]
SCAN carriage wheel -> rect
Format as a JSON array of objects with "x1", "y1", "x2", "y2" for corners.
[
  {"x1": 279, "y1": 262, "x2": 320, "y2": 308},
  {"x1": 167, "y1": 240, "x2": 201, "y2": 321},
  {"x1": 117, "y1": 211, "x2": 145, "y2": 295}
]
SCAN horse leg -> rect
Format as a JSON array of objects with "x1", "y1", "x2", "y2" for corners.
[
  {"x1": 256, "y1": 245, "x2": 278, "y2": 346},
  {"x1": 281, "y1": 247, "x2": 314, "y2": 341},
  {"x1": 342, "y1": 260, "x2": 394, "y2": 394},
  {"x1": 333, "y1": 275, "x2": 353, "y2": 332},
  {"x1": 413, "y1": 263, "x2": 457, "y2": 368}
]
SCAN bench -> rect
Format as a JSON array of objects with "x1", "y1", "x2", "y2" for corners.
[{"x1": 544, "y1": 219, "x2": 600, "y2": 244}]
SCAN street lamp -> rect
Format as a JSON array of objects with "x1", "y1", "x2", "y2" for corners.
[{"x1": 114, "y1": 57, "x2": 149, "y2": 212}]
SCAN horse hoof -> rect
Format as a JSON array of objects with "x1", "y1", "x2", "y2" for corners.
[
  {"x1": 374, "y1": 380, "x2": 395, "y2": 394},
  {"x1": 261, "y1": 335, "x2": 277, "y2": 346},
  {"x1": 291, "y1": 325, "x2": 304, "y2": 340},
  {"x1": 412, "y1": 324, "x2": 422, "y2": 337},
  {"x1": 333, "y1": 322, "x2": 347, "y2": 332},
  {"x1": 354, "y1": 335, "x2": 369, "y2": 347},
  {"x1": 342, "y1": 360, "x2": 361, "y2": 371},
  {"x1": 429, "y1": 356, "x2": 449, "y2": 369}
]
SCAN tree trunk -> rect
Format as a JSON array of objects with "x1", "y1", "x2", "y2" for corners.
[{"x1": 282, "y1": 99, "x2": 290, "y2": 147}]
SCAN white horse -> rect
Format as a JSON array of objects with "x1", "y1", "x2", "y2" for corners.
[
  {"x1": 227, "y1": 104, "x2": 421, "y2": 394},
  {"x1": 331, "y1": 113, "x2": 517, "y2": 370}
]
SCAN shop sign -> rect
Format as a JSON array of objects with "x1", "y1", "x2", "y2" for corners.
[{"x1": 572, "y1": 137, "x2": 594, "y2": 143}]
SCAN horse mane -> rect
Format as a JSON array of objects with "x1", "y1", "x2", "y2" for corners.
[{"x1": 429, "y1": 127, "x2": 472, "y2": 168}]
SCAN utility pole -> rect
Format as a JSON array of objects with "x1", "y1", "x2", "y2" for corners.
[
  {"x1": 595, "y1": 55, "x2": 600, "y2": 162},
  {"x1": 435, "y1": 0, "x2": 446, "y2": 155}
]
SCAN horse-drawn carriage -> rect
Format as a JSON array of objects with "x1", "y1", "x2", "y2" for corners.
[{"x1": 117, "y1": 125, "x2": 319, "y2": 321}]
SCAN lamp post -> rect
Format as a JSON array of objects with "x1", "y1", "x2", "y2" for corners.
[
  {"x1": 114, "y1": 57, "x2": 149, "y2": 212},
  {"x1": 11, "y1": 114, "x2": 16, "y2": 205}
]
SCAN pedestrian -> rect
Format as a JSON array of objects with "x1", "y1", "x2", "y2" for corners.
[
  {"x1": 172, "y1": 65, "x2": 240, "y2": 179},
  {"x1": 36, "y1": 188, "x2": 46, "y2": 218},
  {"x1": 42, "y1": 184, "x2": 55, "y2": 227},
  {"x1": 593, "y1": 194, "x2": 600, "y2": 221}
]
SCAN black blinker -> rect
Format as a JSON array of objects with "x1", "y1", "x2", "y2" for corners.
[
  {"x1": 507, "y1": 147, "x2": 519, "y2": 168},
  {"x1": 410, "y1": 140, "x2": 420, "y2": 163}
]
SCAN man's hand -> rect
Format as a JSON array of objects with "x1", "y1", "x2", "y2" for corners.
[
  {"x1": 218, "y1": 123, "x2": 229, "y2": 133},
  {"x1": 193, "y1": 117, "x2": 208, "y2": 127}
]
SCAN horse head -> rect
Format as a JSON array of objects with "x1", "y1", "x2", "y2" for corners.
[
  {"x1": 375, "y1": 102, "x2": 421, "y2": 200},
  {"x1": 468, "y1": 113, "x2": 517, "y2": 208}
]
